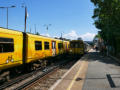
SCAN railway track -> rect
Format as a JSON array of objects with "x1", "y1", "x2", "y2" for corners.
[
  {"x1": 23, "y1": 60, "x2": 77, "y2": 90},
  {"x1": 15, "y1": 66, "x2": 59, "y2": 90},
  {"x1": 0, "y1": 67, "x2": 42, "y2": 90},
  {"x1": 15, "y1": 60, "x2": 71, "y2": 90},
  {"x1": 1, "y1": 55, "x2": 77, "y2": 90},
  {"x1": 16, "y1": 59, "x2": 77, "y2": 90}
]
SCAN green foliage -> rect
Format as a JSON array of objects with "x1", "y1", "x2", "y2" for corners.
[
  {"x1": 95, "y1": 34, "x2": 100, "y2": 38},
  {"x1": 36, "y1": 32, "x2": 40, "y2": 35},
  {"x1": 91, "y1": 0, "x2": 120, "y2": 56}
]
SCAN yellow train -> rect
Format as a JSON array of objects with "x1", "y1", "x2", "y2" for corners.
[
  {"x1": 0, "y1": 28, "x2": 69, "y2": 80},
  {"x1": 69, "y1": 40, "x2": 84, "y2": 55},
  {"x1": 0, "y1": 27, "x2": 90, "y2": 81},
  {"x1": 69, "y1": 40, "x2": 91, "y2": 55}
]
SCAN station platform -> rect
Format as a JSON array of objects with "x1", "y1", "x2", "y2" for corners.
[{"x1": 49, "y1": 49, "x2": 120, "y2": 90}]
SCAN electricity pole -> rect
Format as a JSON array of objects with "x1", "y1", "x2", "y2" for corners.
[
  {"x1": 44, "y1": 24, "x2": 51, "y2": 31},
  {"x1": 24, "y1": 6, "x2": 27, "y2": 33},
  {"x1": 35, "y1": 24, "x2": 36, "y2": 34},
  {"x1": 30, "y1": 27, "x2": 31, "y2": 33},
  {"x1": 22, "y1": 4, "x2": 28, "y2": 33}
]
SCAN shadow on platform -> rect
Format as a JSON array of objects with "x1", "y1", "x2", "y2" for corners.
[{"x1": 86, "y1": 52, "x2": 120, "y2": 66}]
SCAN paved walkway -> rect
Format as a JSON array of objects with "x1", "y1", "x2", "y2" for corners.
[
  {"x1": 83, "y1": 50, "x2": 120, "y2": 90},
  {"x1": 49, "y1": 49, "x2": 120, "y2": 90}
]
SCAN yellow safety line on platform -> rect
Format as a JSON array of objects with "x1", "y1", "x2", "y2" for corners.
[{"x1": 67, "y1": 61, "x2": 86, "y2": 90}]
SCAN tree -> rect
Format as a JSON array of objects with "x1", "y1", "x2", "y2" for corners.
[
  {"x1": 36, "y1": 32, "x2": 40, "y2": 35},
  {"x1": 91, "y1": 0, "x2": 120, "y2": 56}
]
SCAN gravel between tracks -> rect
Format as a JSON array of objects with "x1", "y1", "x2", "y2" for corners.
[
  {"x1": 25, "y1": 60, "x2": 76, "y2": 90},
  {"x1": 4, "y1": 56, "x2": 78, "y2": 90},
  {"x1": 4, "y1": 66, "x2": 55, "y2": 90}
]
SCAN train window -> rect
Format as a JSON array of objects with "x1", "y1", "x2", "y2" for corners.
[
  {"x1": 79, "y1": 44, "x2": 83, "y2": 48},
  {"x1": 0, "y1": 37, "x2": 14, "y2": 53},
  {"x1": 68, "y1": 44, "x2": 70, "y2": 48},
  {"x1": 58, "y1": 43, "x2": 63, "y2": 49},
  {"x1": 75, "y1": 44, "x2": 78, "y2": 48},
  {"x1": 44, "y1": 42, "x2": 49, "y2": 50},
  {"x1": 35, "y1": 41, "x2": 42, "y2": 50},
  {"x1": 65, "y1": 43, "x2": 67, "y2": 49},
  {"x1": 52, "y1": 42, "x2": 56, "y2": 49},
  {"x1": 70, "y1": 41, "x2": 84, "y2": 48},
  {"x1": 70, "y1": 42, "x2": 74, "y2": 48},
  {"x1": 75, "y1": 42, "x2": 82, "y2": 48}
]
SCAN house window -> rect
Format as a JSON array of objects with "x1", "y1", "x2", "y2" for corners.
[
  {"x1": 44, "y1": 42, "x2": 49, "y2": 50},
  {"x1": 0, "y1": 37, "x2": 14, "y2": 53},
  {"x1": 35, "y1": 41, "x2": 42, "y2": 50}
]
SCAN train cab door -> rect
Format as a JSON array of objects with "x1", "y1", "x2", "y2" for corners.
[{"x1": 52, "y1": 41, "x2": 56, "y2": 56}]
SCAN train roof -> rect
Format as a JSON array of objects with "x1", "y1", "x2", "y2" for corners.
[
  {"x1": 0, "y1": 27, "x2": 23, "y2": 35},
  {"x1": 0, "y1": 27, "x2": 69, "y2": 42},
  {"x1": 27, "y1": 34, "x2": 70, "y2": 43},
  {"x1": 70, "y1": 40, "x2": 83, "y2": 42},
  {"x1": 27, "y1": 33, "x2": 61, "y2": 41}
]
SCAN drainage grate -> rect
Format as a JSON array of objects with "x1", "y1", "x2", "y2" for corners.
[{"x1": 76, "y1": 77, "x2": 82, "y2": 81}]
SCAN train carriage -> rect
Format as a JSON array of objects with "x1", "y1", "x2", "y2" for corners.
[
  {"x1": 25, "y1": 34, "x2": 53, "y2": 63},
  {"x1": 25, "y1": 34, "x2": 70, "y2": 64},
  {"x1": 69, "y1": 40, "x2": 84, "y2": 55},
  {"x1": 0, "y1": 28, "x2": 23, "y2": 70}
]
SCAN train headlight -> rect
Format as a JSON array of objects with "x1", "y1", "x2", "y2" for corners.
[
  {"x1": 70, "y1": 50, "x2": 72, "y2": 52},
  {"x1": 6, "y1": 60, "x2": 9, "y2": 64},
  {"x1": 11, "y1": 59, "x2": 14, "y2": 62}
]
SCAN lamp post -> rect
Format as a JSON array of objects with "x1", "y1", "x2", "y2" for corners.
[
  {"x1": 0, "y1": 5, "x2": 16, "y2": 29},
  {"x1": 61, "y1": 33, "x2": 62, "y2": 39},
  {"x1": 22, "y1": 5, "x2": 27, "y2": 33}
]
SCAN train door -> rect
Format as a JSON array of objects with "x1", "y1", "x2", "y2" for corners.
[
  {"x1": 52, "y1": 41, "x2": 56, "y2": 56},
  {"x1": 65, "y1": 42, "x2": 67, "y2": 52}
]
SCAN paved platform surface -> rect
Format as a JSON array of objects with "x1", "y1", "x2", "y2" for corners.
[{"x1": 49, "y1": 49, "x2": 120, "y2": 90}]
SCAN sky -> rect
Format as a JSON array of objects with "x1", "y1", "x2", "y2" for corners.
[{"x1": 0, "y1": 0, "x2": 98, "y2": 41}]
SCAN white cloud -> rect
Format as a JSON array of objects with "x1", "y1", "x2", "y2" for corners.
[
  {"x1": 63, "y1": 30, "x2": 96, "y2": 41},
  {"x1": 40, "y1": 30, "x2": 96, "y2": 41},
  {"x1": 80, "y1": 32, "x2": 96, "y2": 41},
  {"x1": 41, "y1": 33, "x2": 50, "y2": 37},
  {"x1": 63, "y1": 30, "x2": 78, "y2": 40}
]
